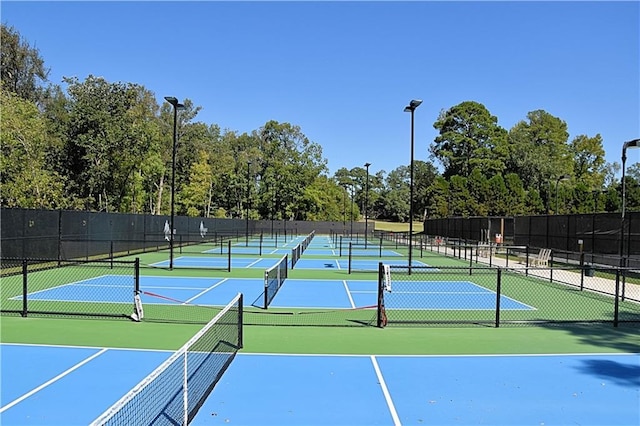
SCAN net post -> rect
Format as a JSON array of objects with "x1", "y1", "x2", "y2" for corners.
[
  {"x1": 183, "y1": 351, "x2": 188, "y2": 426},
  {"x1": 227, "y1": 240, "x2": 232, "y2": 272},
  {"x1": 259, "y1": 233, "x2": 263, "y2": 256},
  {"x1": 134, "y1": 258, "x2": 140, "y2": 294},
  {"x1": 379, "y1": 237, "x2": 382, "y2": 257},
  {"x1": 263, "y1": 267, "x2": 269, "y2": 309},
  {"x1": 339, "y1": 236, "x2": 343, "y2": 257},
  {"x1": 377, "y1": 262, "x2": 385, "y2": 328},
  {"x1": 495, "y1": 268, "x2": 502, "y2": 328},
  {"x1": 22, "y1": 259, "x2": 28, "y2": 317},
  {"x1": 614, "y1": 268, "x2": 620, "y2": 327},
  {"x1": 348, "y1": 242, "x2": 353, "y2": 274},
  {"x1": 238, "y1": 293, "x2": 244, "y2": 348}
]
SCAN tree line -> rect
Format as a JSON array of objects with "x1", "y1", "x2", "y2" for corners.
[{"x1": 2, "y1": 24, "x2": 638, "y2": 223}]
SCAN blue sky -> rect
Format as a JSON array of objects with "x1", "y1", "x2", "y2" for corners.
[{"x1": 2, "y1": 1, "x2": 639, "y2": 177}]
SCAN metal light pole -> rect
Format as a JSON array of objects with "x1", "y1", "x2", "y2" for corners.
[
  {"x1": 164, "y1": 96, "x2": 185, "y2": 270},
  {"x1": 404, "y1": 99, "x2": 422, "y2": 273},
  {"x1": 349, "y1": 183, "x2": 354, "y2": 238},
  {"x1": 246, "y1": 161, "x2": 252, "y2": 246},
  {"x1": 364, "y1": 162, "x2": 371, "y2": 248},
  {"x1": 555, "y1": 174, "x2": 569, "y2": 214},
  {"x1": 620, "y1": 139, "x2": 640, "y2": 265},
  {"x1": 341, "y1": 183, "x2": 347, "y2": 234}
]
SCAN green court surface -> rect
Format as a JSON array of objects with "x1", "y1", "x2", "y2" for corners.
[
  {"x1": 2, "y1": 235, "x2": 638, "y2": 353},
  {"x1": 1, "y1": 235, "x2": 639, "y2": 425}
]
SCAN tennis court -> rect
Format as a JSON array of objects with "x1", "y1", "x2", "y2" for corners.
[
  {"x1": 2, "y1": 343, "x2": 637, "y2": 425},
  {"x1": 11, "y1": 270, "x2": 535, "y2": 312},
  {"x1": 2, "y1": 232, "x2": 639, "y2": 425}
]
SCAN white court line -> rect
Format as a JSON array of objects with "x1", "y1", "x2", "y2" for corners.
[
  {"x1": 184, "y1": 278, "x2": 228, "y2": 304},
  {"x1": 0, "y1": 348, "x2": 109, "y2": 413},
  {"x1": 246, "y1": 258, "x2": 263, "y2": 268},
  {"x1": 370, "y1": 355, "x2": 401, "y2": 426},
  {"x1": 342, "y1": 281, "x2": 356, "y2": 308}
]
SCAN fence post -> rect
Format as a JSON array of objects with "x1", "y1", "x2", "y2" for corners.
[
  {"x1": 22, "y1": 259, "x2": 28, "y2": 317},
  {"x1": 579, "y1": 252, "x2": 585, "y2": 290},
  {"x1": 614, "y1": 268, "x2": 620, "y2": 328},
  {"x1": 495, "y1": 268, "x2": 502, "y2": 328},
  {"x1": 227, "y1": 241, "x2": 232, "y2": 272},
  {"x1": 348, "y1": 242, "x2": 352, "y2": 274},
  {"x1": 377, "y1": 262, "x2": 385, "y2": 328}
]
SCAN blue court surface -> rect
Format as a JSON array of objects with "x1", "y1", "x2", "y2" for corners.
[
  {"x1": 1, "y1": 344, "x2": 638, "y2": 425},
  {"x1": 150, "y1": 256, "x2": 281, "y2": 269},
  {"x1": 14, "y1": 276, "x2": 531, "y2": 311},
  {"x1": 293, "y1": 258, "x2": 429, "y2": 270}
]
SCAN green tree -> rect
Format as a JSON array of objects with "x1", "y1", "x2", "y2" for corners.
[
  {"x1": 505, "y1": 110, "x2": 571, "y2": 194},
  {"x1": 466, "y1": 168, "x2": 489, "y2": 216},
  {"x1": 380, "y1": 166, "x2": 410, "y2": 221},
  {"x1": 0, "y1": 24, "x2": 49, "y2": 103},
  {"x1": 181, "y1": 150, "x2": 214, "y2": 217},
  {"x1": 504, "y1": 173, "x2": 527, "y2": 215},
  {"x1": 432, "y1": 101, "x2": 508, "y2": 179},
  {"x1": 0, "y1": 88, "x2": 65, "y2": 208},
  {"x1": 413, "y1": 160, "x2": 439, "y2": 220},
  {"x1": 486, "y1": 174, "x2": 508, "y2": 215},
  {"x1": 449, "y1": 175, "x2": 472, "y2": 217},
  {"x1": 62, "y1": 75, "x2": 158, "y2": 211},
  {"x1": 570, "y1": 134, "x2": 606, "y2": 190}
]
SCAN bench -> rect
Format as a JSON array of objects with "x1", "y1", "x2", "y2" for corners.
[{"x1": 531, "y1": 248, "x2": 551, "y2": 267}]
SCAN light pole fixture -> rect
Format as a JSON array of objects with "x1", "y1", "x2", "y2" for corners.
[
  {"x1": 404, "y1": 99, "x2": 422, "y2": 273},
  {"x1": 364, "y1": 162, "x2": 371, "y2": 248},
  {"x1": 349, "y1": 183, "x2": 354, "y2": 238},
  {"x1": 246, "y1": 160, "x2": 252, "y2": 246},
  {"x1": 620, "y1": 138, "x2": 640, "y2": 264},
  {"x1": 164, "y1": 96, "x2": 185, "y2": 270},
  {"x1": 555, "y1": 174, "x2": 570, "y2": 214},
  {"x1": 340, "y1": 183, "x2": 347, "y2": 233}
]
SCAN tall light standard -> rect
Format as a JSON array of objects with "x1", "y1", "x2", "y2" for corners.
[
  {"x1": 404, "y1": 99, "x2": 422, "y2": 273},
  {"x1": 349, "y1": 183, "x2": 354, "y2": 238},
  {"x1": 364, "y1": 162, "x2": 371, "y2": 248},
  {"x1": 246, "y1": 161, "x2": 252, "y2": 246},
  {"x1": 340, "y1": 183, "x2": 347, "y2": 234},
  {"x1": 620, "y1": 139, "x2": 640, "y2": 265},
  {"x1": 164, "y1": 96, "x2": 185, "y2": 270},
  {"x1": 555, "y1": 174, "x2": 569, "y2": 214}
]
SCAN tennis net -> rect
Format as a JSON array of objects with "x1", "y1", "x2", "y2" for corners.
[
  {"x1": 264, "y1": 254, "x2": 288, "y2": 308},
  {"x1": 90, "y1": 293, "x2": 243, "y2": 426}
]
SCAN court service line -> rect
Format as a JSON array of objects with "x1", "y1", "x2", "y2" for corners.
[
  {"x1": 0, "y1": 348, "x2": 109, "y2": 414},
  {"x1": 246, "y1": 258, "x2": 263, "y2": 268},
  {"x1": 342, "y1": 281, "x2": 356, "y2": 308},
  {"x1": 184, "y1": 278, "x2": 228, "y2": 304},
  {"x1": 370, "y1": 355, "x2": 401, "y2": 426}
]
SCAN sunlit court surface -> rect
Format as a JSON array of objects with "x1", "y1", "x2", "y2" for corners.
[
  {"x1": 1, "y1": 233, "x2": 639, "y2": 425},
  {"x1": 1, "y1": 344, "x2": 638, "y2": 425}
]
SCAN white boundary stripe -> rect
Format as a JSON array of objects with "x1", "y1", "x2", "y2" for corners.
[
  {"x1": 342, "y1": 281, "x2": 356, "y2": 308},
  {"x1": 370, "y1": 355, "x2": 401, "y2": 426},
  {"x1": 184, "y1": 278, "x2": 228, "y2": 304},
  {"x1": 0, "y1": 348, "x2": 109, "y2": 413},
  {"x1": 89, "y1": 293, "x2": 242, "y2": 426},
  {"x1": 246, "y1": 258, "x2": 263, "y2": 268}
]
